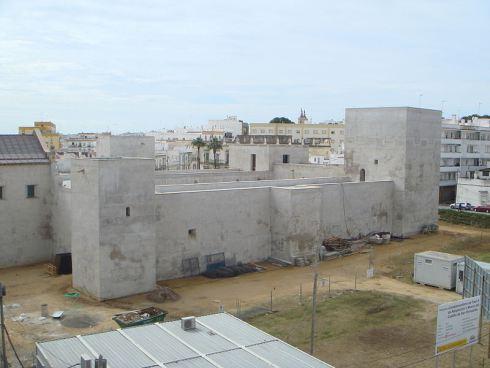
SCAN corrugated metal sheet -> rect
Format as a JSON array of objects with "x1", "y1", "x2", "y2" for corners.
[
  {"x1": 123, "y1": 324, "x2": 198, "y2": 363},
  {"x1": 36, "y1": 337, "x2": 94, "y2": 368},
  {"x1": 198, "y1": 313, "x2": 275, "y2": 346},
  {"x1": 164, "y1": 357, "x2": 217, "y2": 368},
  {"x1": 208, "y1": 348, "x2": 271, "y2": 368},
  {"x1": 82, "y1": 331, "x2": 158, "y2": 368},
  {"x1": 37, "y1": 313, "x2": 336, "y2": 368},
  {"x1": 249, "y1": 341, "x2": 334, "y2": 368},
  {"x1": 463, "y1": 256, "x2": 490, "y2": 319},
  {"x1": 162, "y1": 320, "x2": 236, "y2": 355}
]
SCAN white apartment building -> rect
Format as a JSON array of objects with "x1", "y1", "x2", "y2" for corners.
[
  {"x1": 207, "y1": 115, "x2": 247, "y2": 137},
  {"x1": 60, "y1": 132, "x2": 108, "y2": 157},
  {"x1": 440, "y1": 116, "x2": 490, "y2": 202}
]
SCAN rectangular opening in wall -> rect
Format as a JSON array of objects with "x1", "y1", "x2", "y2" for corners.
[
  {"x1": 374, "y1": 159, "x2": 379, "y2": 165},
  {"x1": 282, "y1": 154, "x2": 290, "y2": 163},
  {"x1": 251, "y1": 154, "x2": 256, "y2": 171},
  {"x1": 126, "y1": 207, "x2": 130, "y2": 217},
  {"x1": 188, "y1": 228, "x2": 196, "y2": 238},
  {"x1": 0, "y1": 186, "x2": 3, "y2": 199},
  {"x1": 26, "y1": 184, "x2": 35, "y2": 198},
  {"x1": 182, "y1": 257, "x2": 200, "y2": 276}
]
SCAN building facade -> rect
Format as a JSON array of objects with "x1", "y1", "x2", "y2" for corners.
[
  {"x1": 440, "y1": 116, "x2": 490, "y2": 202},
  {"x1": 19, "y1": 121, "x2": 61, "y2": 151},
  {"x1": 249, "y1": 111, "x2": 345, "y2": 155}
]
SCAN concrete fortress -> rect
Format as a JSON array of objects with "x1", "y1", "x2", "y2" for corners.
[{"x1": 0, "y1": 107, "x2": 441, "y2": 299}]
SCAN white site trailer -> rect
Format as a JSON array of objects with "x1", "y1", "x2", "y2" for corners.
[{"x1": 414, "y1": 251, "x2": 464, "y2": 290}]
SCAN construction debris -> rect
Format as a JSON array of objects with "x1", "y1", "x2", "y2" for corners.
[
  {"x1": 322, "y1": 237, "x2": 353, "y2": 255},
  {"x1": 112, "y1": 306, "x2": 167, "y2": 328}
]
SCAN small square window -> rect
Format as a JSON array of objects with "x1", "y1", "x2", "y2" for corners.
[
  {"x1": 26, "y1": 185, "x2": 35, "y2": 198},
  {"x1": 282, "y1": 154, "x2": 290, "y2": 163},
  {"x1": 188, "y1": 229, "x2": 196, "y2": 238},
  {"x1": 374, "y1": 159, "x2": 379, "y2": 165}
]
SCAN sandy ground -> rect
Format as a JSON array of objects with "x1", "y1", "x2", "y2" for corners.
[{"x1": 1, "y1": 221, "x2": 488, "y2": 366}]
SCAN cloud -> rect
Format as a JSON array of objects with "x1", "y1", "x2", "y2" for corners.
[{"x1": 0, "y1": 0, "x2": 489, "y2": 133}]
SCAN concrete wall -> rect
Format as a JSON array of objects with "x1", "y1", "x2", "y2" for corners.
[
  {"x1": 270, "y1": 181, "x2": 394, "y2": 262},
  {"x1": 155, "y1": 187, "x2": 272, "y2": 280},
  {"x1": 71, "y1": 158, "x2": 156, "y2": 300},
  {"x1": 456, "y1": 178, "x2": 490, "y2": 206},
  {"x1": 271, "y1": 163, "x2": 346, "y2": 180},
  {"x1": 50, "y1": 172, "x2": 72, "y2": 254},
  {"x1": 228, "y1": 144, "x2": 309, "y2": 171},
  {"x1": 154, "y1": 169, "x2": 270, "y2": 185},
  {"x1": 345, "y1": 107, "x2": 441, "y2": 236},
  {"x1": 97, "y1": 135, "x2": 155, "y2": 158},
  {"x1": 0, "y1": 164, "x2": 52, "y2": 267}
]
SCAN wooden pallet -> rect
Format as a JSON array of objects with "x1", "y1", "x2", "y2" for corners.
[{"x1": 46, "y1": 263, "x2": 57, "y2": 276}]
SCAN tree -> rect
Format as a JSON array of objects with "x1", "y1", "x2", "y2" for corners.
[
  {"x1": 207, "y1": 137, "x2": 223, "y2": 169},
  {"x1": 269, "y1": 117, "x2": 294, "y2": 124},
  {"x1": 461, "y1": 114, "x2": 490, "y2": 121},
  {"x1": 191, "y1": 137, "x2": 206, "y2": 169}
]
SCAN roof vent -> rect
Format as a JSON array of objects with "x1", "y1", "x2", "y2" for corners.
[
  {"x1": 181, "y1": 316, "x2": 196, "y2": 331},
  {"x1": 80, "y1": 355, "x2": 92, "y2": 368}
]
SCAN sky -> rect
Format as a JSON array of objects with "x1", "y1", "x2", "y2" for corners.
[{"x1": 0, "y1": 0, "x2": 489, "y2": 134}]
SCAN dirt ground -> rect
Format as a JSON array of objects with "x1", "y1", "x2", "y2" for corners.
[{"x1": 1, "y1": 221, "x2": 489, "y2": 367}]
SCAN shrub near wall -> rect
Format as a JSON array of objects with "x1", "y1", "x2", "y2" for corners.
[{"x1": 439, "y1": 209, "x2": 490, "y2": 228}]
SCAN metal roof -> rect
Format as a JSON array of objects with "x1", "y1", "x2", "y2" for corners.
[
  {"x1": 36, "y1": 313, "x2": 335, "y2": 368},
  {"x1": 0, "y1": 134, "x2": 49, "y2": 165},
  {"x1": 415, "y1": 251, "x2": 464, "y2": 262}
]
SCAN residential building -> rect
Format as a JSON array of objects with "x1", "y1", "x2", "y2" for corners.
[
  {"x1": 0, "y1": 134, "x2": 52, "y2": 267},
  {"x1": 60, "y1": 132, "x2": 106, "y2": 158},
  {"x1": 456, "y1": 168, "x2": 490, "y2": 206},
  {"x1": 207, "y1": 115, "x2": 247, "y2": 137},
  {"x1": 439, "y1": 116, "x2": 490, "y2": 202},
  {"x1": 19, "y1": 121, "x2": 61, "y2": 151},
  {"x1": 249, "y1": 110, "x2": 345, "y2": 155}
]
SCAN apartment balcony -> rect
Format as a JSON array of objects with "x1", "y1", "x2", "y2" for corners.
[{"x1": 440, "y1": 166, "x2": 460, "y2": 172}]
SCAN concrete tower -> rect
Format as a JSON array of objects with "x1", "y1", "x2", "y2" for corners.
[
  {"x1": 344, "y1": 107, "x2": 441, "y2": 236},
  {"x1": 71, "y1": 157, "x2": 156, "y2": 300}
]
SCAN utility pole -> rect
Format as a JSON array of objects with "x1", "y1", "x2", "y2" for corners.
[
  {"x1": 310, "y1": 273, "x2": 318, "y2": 355},
  {"x1": 0, "y1": 283, "x2": 7, "y2": 368}
]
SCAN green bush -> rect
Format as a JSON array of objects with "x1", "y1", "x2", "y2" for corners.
[{"x1": 439, "y1": 209, "x2": 490, "y2": 228}]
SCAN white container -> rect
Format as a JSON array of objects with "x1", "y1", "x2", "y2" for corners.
[{"x1": 414, "y1": 251, "x2": 464, "y2": 290}]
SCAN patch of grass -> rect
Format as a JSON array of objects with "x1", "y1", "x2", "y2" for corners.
[
  {"x1": 385, "y1": 233, "x2": 490, "y2": 282},
  {"x1": 439, "y1": 209, "x2": 490, "y2": 228},
  {"x1": 247, "y1": 290, "x2": 425, "y2": 348}
]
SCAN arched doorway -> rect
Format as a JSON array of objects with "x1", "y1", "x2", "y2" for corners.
[{"x1": 360, "y1": 169, "x2": 366, "y2": 182}]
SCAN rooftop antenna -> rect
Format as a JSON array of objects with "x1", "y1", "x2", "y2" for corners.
[
  {"x1": 478, "y1": 102, "x2": 482, "y2": 116},
  {"x1": 441, "y1": 100, "x2": 446, "y2": 116}
]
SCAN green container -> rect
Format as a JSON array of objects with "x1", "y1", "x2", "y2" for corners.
[{"x1": 112, "y1": 307, "x2": 167, "y2": 328}]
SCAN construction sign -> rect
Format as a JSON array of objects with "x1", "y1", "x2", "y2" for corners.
[{"x1": 435, "y1": 296, "x2": 481, "y2": 355}]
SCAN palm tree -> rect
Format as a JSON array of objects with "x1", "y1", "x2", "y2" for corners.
[
  {"x1": 207, "y1": 137, "x2": 223, "y2": 169},
  {"x1": 192, "y1": 137, "x2": 206, "y2": 170}
]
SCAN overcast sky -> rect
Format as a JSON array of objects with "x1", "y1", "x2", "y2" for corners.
[{"x1": 0, "y1": 0, "x2": 488, "y2": 133}]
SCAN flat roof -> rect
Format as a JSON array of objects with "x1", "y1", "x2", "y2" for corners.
[
  {"x1": 416, "y1": 251, "x2": 463, "y2": 261},
  {"x1": 37, "y1": 313, "x2": 334, "y2": 368}
]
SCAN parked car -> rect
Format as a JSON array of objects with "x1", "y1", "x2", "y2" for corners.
[
  {"x1": 473, "y1": 205, "x2": 490, "y2": 213},
  {"x1": 450, "y1": 202, "x2": 473, "y2": 210}
]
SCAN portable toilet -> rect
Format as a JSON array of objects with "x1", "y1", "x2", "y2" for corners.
[{"x1": 414, "y1": 251, "x2": 464, "y2": 290}]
